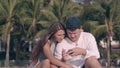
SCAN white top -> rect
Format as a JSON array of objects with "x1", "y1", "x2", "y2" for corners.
[
  {"x1": 50, "y1": 42, "x2": 56, "y2": 55},
  {"x1": 55, "y1": 32, "x2": 100, "y2": 68},
  {"x1": 39, "y1": 40, "x2": 56, "y2": 61}
]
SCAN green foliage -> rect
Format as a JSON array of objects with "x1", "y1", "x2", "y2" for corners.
[
  {"x1": 0, "y1": 0, "x2": 23, "y2": 42},
  {"x1": 111, "y1": 52, "x2": 120, "y2": 60},
  {"x1": 41, "y1": 0, "x2": 82, "y2": 23},
  {"x1": 93, "y1": 25, "x2": 106, "y2": 42},
  {"x1": 82, "y1": 3, "x2": 105, "y2": 23},
  {"x1": 34, "y1": 29, "x2": 46, "y2": 39},
  {"x1": 114, "y1": 22, "x2": 120, "y2": 40},
  {"x1": 83, "y1": 21, "x2": 99, "y2": 32}
]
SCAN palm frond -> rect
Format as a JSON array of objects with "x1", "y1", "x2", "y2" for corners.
[
  {"x1": 2, "y1": 22, "x2": 11, "y2": 43},
  {"x1": 92, "y1": 25, "x2": 106, "y2": 41},
  {"x1": 33, "y1": 29, "x2": 46, "y2": 39}
]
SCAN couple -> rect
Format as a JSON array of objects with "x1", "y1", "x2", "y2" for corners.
[{"x1": 29, "y1": 16, "x2": 102, "y2": 68}]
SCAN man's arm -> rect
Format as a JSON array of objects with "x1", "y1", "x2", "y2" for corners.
[
  {"x1": 66, "y1": 33, "x2": 100, "y2": 59},
  {"x1": 84, "y1": 33, "x2": 102, "y2": 68},
  {"x1": 85, "y1": 34, "x2": 102, "y2": 68},
  {"x1": 85, "y1": 33, "x2": 100, "y2": 59}
]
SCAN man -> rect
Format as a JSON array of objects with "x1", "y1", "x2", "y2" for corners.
[{"x1": 55, "y1": 17, "x2": 102, "y2": 68}]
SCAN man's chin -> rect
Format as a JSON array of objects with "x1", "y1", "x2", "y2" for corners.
[{"x1": 71, "y1": 39, "x2": 76, "y2": 42}]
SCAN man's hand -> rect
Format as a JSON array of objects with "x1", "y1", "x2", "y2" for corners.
[{"x1": 67, "y1": 47, "x2": 86, "y2": 56}]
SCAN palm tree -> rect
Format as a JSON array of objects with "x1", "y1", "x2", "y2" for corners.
[
  {"x1": 0, "y1": 0, "x2": 22, "y2": 67},
  {"x1": 100, "y1": 0, "x2": 118, "y2": 66},
  {"x1": 81, "y1": 0, "x2": 119, "y2": 67},
  {"x1": 41, "y1": 0, "x2": 82, "y2": 24},
  {"x1": 20, "y1": 0, "x2": 46, "y2": 40},
  {"x1": 81, "y1": 1, "x2": 106, "y2": 40}
]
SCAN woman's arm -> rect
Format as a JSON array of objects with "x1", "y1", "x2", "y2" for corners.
[{"x1": 43, "y1": 42, "x2": 71, "y2": 68}]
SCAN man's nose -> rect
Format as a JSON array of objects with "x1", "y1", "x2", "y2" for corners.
[{"x1": 71, "y1": 34, "x2": 75, "y2": 38}]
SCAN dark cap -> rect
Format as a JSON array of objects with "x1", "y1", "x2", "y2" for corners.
[{"x1": 66, "y1": 16, "x2": 81, "y2": 30}]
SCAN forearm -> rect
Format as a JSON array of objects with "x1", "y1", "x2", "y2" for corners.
[
  {"x1": 50, "y1": 64, "x2": 58, "y2": 68},
  {"x1": 48, "y1": 56, "x2": 68, "y2": 68}
]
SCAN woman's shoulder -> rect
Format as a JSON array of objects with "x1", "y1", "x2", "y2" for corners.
[{"x1": 44, "y1": 40, "x2": 51, "y2": 46}]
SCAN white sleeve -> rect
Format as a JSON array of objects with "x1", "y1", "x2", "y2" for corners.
[
  {"x1": 54, "y1": 43, "x2": 63, "y2": 60},
  {"x1": 85, "y1": 33, "x2": 100, "y2": 59}
]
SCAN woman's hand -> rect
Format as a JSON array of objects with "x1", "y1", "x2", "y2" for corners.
[
  {"x1": 62, "y1": 49, "x2": 69, "y2": 62},
  {"x1": 61, "y1": 49, "x2": 73, "y2": 68}
]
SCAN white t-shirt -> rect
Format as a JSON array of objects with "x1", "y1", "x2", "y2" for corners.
[
  {"x1": 50, "y1": 42, "x2": 57, "y2": 55},
  {"x1": 55, "y1": 32, "x2": 100, "y2": 68}
]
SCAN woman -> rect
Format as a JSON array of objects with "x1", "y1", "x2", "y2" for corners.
[{"x1": 29, "y1": 22, "x2": 72, "y2": 68}]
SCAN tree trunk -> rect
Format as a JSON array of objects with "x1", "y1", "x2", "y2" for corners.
[
  {"x1": 5, "y1": 33, "x2": 10, "y2": 67},
  {"x1": 106, "y1": 37, "x2": 111, "y2": 67},
  {"x1": 105, "y1": 20, "x2": 111, "y2": 67}
]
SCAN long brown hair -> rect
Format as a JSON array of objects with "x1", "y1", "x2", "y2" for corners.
[{"x1": 30, "y1": 22, "x2": 66, "y2": 62}]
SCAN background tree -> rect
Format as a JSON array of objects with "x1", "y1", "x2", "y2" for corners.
[
  {"x1": 20, "y1": 0, "x2": 45, "y2": 40},
  {"x1": 0, "y1": 0, "x2": 22, "y2": 67},
  {"x1": 41, "y1": 0, "x2": 82, "y2": 24},
  {"x1": 81, "y1": 0, "x2": 120, "y2": 67}
]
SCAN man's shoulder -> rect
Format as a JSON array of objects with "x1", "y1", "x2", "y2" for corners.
[
  {"x1": 81, "y1": 32, "x2": 93, "y2": 37},
  {"x1": 81, "y1": 32, "x2": 94, "y2": 38},
  {"x1": 82, "y1": 32, "x2": 91, "y2": 35}
]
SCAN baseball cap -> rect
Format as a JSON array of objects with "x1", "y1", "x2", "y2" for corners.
[{"x1": 66, "y1": 16, "x2": 81, "y2": 30}]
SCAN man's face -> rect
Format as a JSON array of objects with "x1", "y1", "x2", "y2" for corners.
[{"x1": 67, "y1": 29, "x2": 81, "y2": 42}]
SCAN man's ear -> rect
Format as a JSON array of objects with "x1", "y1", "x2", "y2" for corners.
[
  {"x1": 80, "y1": 28, "x2": 84, "y2": 32},
  {"x1": 80, "y1": 26, "x2": 84, "y2": 32}
]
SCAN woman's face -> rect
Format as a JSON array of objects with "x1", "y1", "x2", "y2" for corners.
[{"x1": 53, "y1": 29, "x2": 65, "y2": 43}]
